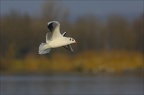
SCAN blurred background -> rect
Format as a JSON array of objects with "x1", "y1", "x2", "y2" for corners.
[{"x1": 0, "y1": 0, "x2": 143, "y2": 95}]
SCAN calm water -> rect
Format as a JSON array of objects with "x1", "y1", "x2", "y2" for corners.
[{"x1": 0, "y1": 75, "x2": 143, "y2": 95}]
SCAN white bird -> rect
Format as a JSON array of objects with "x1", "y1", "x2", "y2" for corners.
[{"x1": 39, "y1": 21, "x2": 77, "y2": 54}]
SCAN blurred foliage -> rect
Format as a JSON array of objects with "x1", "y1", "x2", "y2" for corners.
[
  {"x1": 0, "y1": 1, "x2": 143, "y2": 75},
  {"x1": 0, "y1": 51, "x2": 143, "y2": 75}
]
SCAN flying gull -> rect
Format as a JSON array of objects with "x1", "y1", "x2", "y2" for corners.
[{"x1": 39, "y1": 21, "x2": 77, "y2": 54}]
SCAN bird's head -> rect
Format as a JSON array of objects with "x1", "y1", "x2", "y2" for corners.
[{"x1": 67, "y1": 37, "x2": 77, "y2": 44}]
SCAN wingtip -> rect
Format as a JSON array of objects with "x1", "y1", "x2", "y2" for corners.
[{"x1": 47, "y1": 21, "x2": 60, "y2": 25}]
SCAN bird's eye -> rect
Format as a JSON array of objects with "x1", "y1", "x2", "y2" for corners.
[
  {"x1": 72, "y1": 39, "x2": 74, "y2": 41},
  {"x1": 70, "y1": 38, "x2": 71, "y2": 41}
]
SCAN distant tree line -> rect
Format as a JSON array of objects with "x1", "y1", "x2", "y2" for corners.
[{"x1": 0, "y1": 1, "x2": 143, "y2": 58}]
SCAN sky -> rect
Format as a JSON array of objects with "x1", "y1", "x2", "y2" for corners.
[{"x1": 1, "y1": 0, "x2": 143, "y2": 20}]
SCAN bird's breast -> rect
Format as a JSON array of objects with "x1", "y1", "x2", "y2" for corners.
[{"x1": 49, "y1": 39, "x2": 67, "y2": 48}]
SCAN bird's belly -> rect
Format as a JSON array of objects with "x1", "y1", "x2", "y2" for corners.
[{"x1": 49, "y1": 40, "x2": 67, "y2": 48}]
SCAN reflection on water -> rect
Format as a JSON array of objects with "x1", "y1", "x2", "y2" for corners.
[{"x1": 0, "y1": 75, "x2": 143, "y2": 95}]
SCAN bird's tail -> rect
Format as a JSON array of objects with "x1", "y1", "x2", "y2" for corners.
[{"x1": 39, "y1": 43, "x2": 51, "y2": 54}]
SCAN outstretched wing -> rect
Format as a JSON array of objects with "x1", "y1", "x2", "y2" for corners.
[
  {"x1": 47, "y1": 21, "x2": 62, "y2": 40},
  {"x1": 62, "y1": 32, "x2": 67, "y2": 36},
  {"x1": 46, "y1": 32, "x2": 52, "y2": 43}
]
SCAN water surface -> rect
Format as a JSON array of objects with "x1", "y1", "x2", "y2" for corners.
[{"x1": 0, "y1": 75, "x2": 143, "y2": 95}]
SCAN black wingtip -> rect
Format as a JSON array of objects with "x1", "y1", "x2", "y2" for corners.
[
  {"x1": 63, "y1": 32, "x2": 67, "y2": 36},
  {"x1": 47, "y1": 23, "x2": 53, "y2": 32}
]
